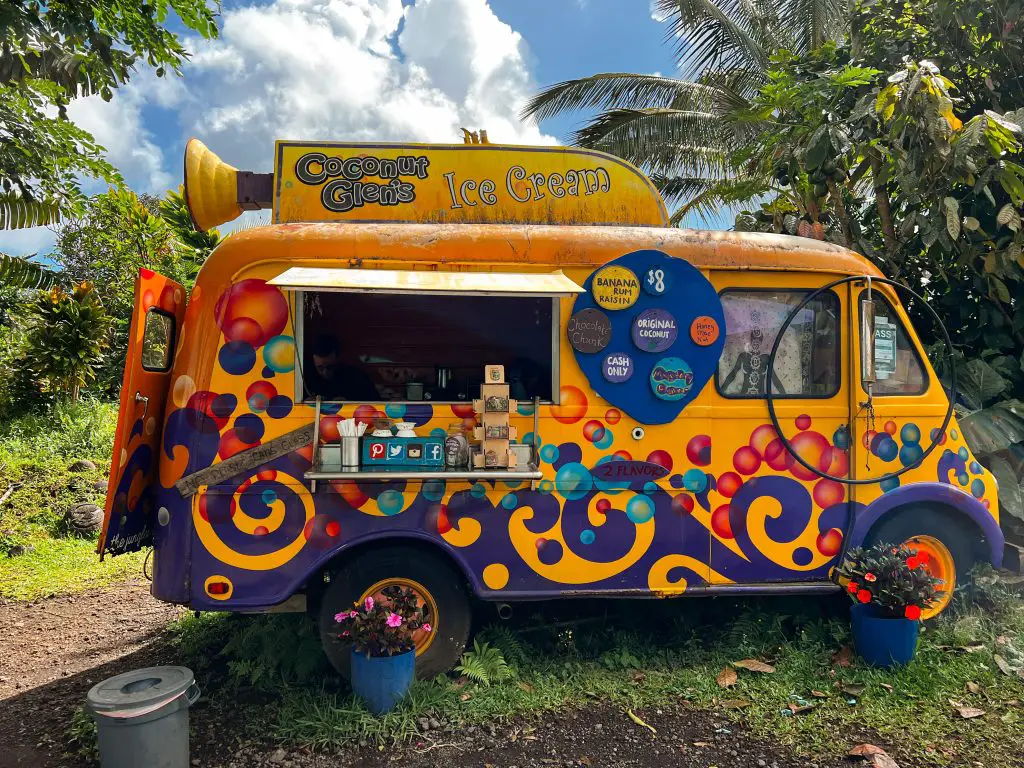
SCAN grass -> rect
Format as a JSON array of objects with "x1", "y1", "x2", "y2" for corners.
[
  {"x1": 0, "y1": 399, "x2": 141, "y2": 601},
  {"x1": 0, "y1": 538, "x2": 145, "y2": 601},
  {"x1": 167, "y1": 580, "x2": 1024, "y2": 766}
]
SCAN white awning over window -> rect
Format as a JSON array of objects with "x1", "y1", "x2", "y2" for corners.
[{"x1": 268, "y1": 267, "x2": 585, "y2": 297}]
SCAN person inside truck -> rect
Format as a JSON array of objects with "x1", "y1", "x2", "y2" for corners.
[{"x1": 305, "y1": 334, "x2": 381, "y2": 401}]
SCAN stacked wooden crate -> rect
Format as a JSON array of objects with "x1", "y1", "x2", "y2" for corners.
[{"x1": 472, "y1": 365, "x2": 518, "y2": 469}]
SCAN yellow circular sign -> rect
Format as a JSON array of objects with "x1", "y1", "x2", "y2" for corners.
[{"x1": 592, "y1": 265, "x2": 640, "y2": 310}]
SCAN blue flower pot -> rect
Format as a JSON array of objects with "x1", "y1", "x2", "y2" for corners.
[
  {"x1": 350, "y1": 649, "x2": 416, "y2": 714},
  {"x1": 851, "y1": 603, "x2": 919, "y2": 668}
]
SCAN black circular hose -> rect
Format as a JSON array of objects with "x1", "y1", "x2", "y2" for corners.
[{"x1": 764, "y1": 275, "x2": 956, "y2": 486}]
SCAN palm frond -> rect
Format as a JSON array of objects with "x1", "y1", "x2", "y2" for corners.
[
  {"x1": 779, "y1": 0, "x2": 849, "y2": 51},
  {"x1": 0, "y1": 253, "x2": 61, "y2": 289},
  {"x1": 656, "y1": 0, "x2": 773, "y2": 80},
  {"x1": 700, "y1": 68, "x2": 764, "y2": 108},
  {"x1": 574, "y1": 108, "x2": 728, "y2": 160},
  {"x1": 521, "y1": 74, "x2": 719, "y2": 121},
  {"x1": 650, "y1": 174, "x2": 723, "y2": 207},
  {"x1": 0, "y1": 193, "x2": 61, "y2": 229},
  {"x1": 670, "y1": 176, "x2": 770, "y2": 224}
]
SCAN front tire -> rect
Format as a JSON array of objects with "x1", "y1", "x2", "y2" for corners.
[
  {"x1": 317, "y1": 546, "x2": 471, "y2": 679},
  {"x1": 867, "y1": 508, "x2": 986, "y2": 619}
]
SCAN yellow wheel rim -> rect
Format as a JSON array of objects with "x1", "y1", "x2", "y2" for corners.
[
  {"x1": 905, "y1": 535, "x2": 955, "y2": 619},
  {"x1": 359, "y1": 577, "x2": 439, "y2": 656}
]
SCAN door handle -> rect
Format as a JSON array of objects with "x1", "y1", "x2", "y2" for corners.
[{"x1": 135, "y1": 392, "x2": 149, "y2": 423}]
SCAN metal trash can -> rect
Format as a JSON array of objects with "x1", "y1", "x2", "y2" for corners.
[{"x1": 85, "y1": 666, "x2": 200, "y2": 768}]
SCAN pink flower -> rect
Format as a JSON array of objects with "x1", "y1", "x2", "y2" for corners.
[
  {"x1": 421, "y1": 623, "x2": 432, "y2": 633},
  {"x1": 386, "y1": 612, "x2": 403, "y2": 628},
  {"x1": 364, "y1": 596, "x2": 374, "y2": 611},
  {"x1": 348, "y1": 610, "x2": 358, "y2": 618},
  {"x1": 341, "y1": 630, "x2": 351, "y2": 638},
  {"x1": 334, "y1": 612, "x2": 349, "y2": 623}
]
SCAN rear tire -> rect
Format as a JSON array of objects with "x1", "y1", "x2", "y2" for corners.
[
  {"x1": 317, "y1": 546, "x2": 471, "y2": 679},
  {"x1": 867, "y1": 508, "x2": 986, "y2": 618}
]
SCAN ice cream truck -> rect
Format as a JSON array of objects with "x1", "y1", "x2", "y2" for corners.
[{"x1": 100, "y1": 136, "x2": 1005, "y2": 677}]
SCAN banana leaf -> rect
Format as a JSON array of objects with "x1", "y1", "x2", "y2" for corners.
[{"x1": 960, "y1": 399, "x2": 1024, "y2": 525}]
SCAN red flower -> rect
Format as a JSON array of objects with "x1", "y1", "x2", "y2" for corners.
[
  {"x1": 906, "y1": 556, "x2": 921, "y2": 569},
  {"x1": 847, "y1": 580, "x2": 859, "y2": 593},
  {"x1": 857, "y1": 589, "x2": 872, "y2": 604},
  {"x1": 904, "y1": 605, "x2": 922, "y2": 620},
  {"x1": 864, "y1": 572, "x2": 877, "y2": 582},
  {"x1": 917, "y1": 551, "x2": 929, "y2": 566}
]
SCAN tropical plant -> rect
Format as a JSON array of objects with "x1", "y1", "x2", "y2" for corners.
[
  {"x1": 158, "y1": 186, "x2": 221, "y2": 277},
  {"x1": 454, "y1": 639, "x2": 515, "y2": 685},
  {"x1": 728, "y1": 5, "x2": 1024, "y2": 529},
  {"x1": 335, "y1": 586, "x2": 432, "y2": 658},
  {"x1": 219, "y1": 615, "x2": 328, "y2": 688},
  {"x1": 522, "y1": 0, "x2": 851, "y2": 223},
  {"x1": 0, "y1": 1, "x2": 219, "y2": 229},
  {"x1": 52, "y1": 187, "x2": 202, "y2": 393},
  {"x1": 20, "y1": 281, "x2": 111, "y2": 402},
  {"x1": 834, "y1": 543, "x2": 943, "y2": 620}
]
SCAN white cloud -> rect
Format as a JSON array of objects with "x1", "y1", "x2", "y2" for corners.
[
  {"x1": 175, "y1": 0, "x2": 554, "y2": 171},
  {"x1": 67, "y1": 70, "x2": 181, "y2": 194},
  {"x1": 650, "y1": 0, "x2": 670, "y2": 23},
  {"x1": 0, "y1": 226, "x2": 57, "y2": 257},
  {"x1": 0, "y1": 0, "x2": 553, "y2": 255}
]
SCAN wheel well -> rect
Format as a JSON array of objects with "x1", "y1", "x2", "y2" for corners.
[
  {"x1": 305, "y1": 536, "x2": 475, "y2": 615},
  {"x1": 865, "y1": 503, "x2": 989, "y2": 560}
]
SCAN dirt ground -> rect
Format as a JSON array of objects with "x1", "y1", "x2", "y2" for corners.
[{"x1": 0, "y1": 584, "x2": 853, "y2": 768}]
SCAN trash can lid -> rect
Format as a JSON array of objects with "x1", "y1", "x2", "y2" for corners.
[{"x1": 86, "y1": 666, "x2": 195, "y2": 714}]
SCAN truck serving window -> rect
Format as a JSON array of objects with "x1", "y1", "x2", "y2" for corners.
[
  {"x1": 860, "y1": 295, "x2": 927, "y2": 396},
  {"x1": 716, "y1": 289, "x2": 840, "y2": 399},
  {"x1": 298, "y1": 292, "x2": 556, "y2": 403}
]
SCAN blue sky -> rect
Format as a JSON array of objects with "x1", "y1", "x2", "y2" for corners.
[{"x1": 0, "y1": 0, "x2": 682, "y2": 257}]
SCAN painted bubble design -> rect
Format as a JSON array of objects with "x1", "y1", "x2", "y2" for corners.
[
  {"x1": 625, "y1": 495, "x2": 655, "y2": 524},
  {"x1": 219, "y1": 341, "x2": 256, "y2": 375},
  {"x1": 555, "y1": 463, "x2": 594, "y2": 501},
  {"x1": 263, "y1": 335, "x2": 295, "y2": 373},
  {"x1": 539, "y1": 444, "x2": 560, "y2": 464},
  {"x1": 377, "y1": 489, "x2": 405, "y2": 516},
  {"x1": 214, "y1": 279, "x2": 288, "y2": 348},
  {"x1": 682, "y1": 468, "x2": 708, "y2": 493},
  {"x1": 685, "y1": 434, "x2": 711, "y2": 466}
]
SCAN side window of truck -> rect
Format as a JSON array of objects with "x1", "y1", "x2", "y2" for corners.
[
  {"x1": 717, "y1": 289, "x2": 840, "y2": 398},
  {"x1": 141, "y1": 309, "x2": 175, "y2": 372},
  {"x1": 861, "y1": 296, "x2": 927, "y2": 395}
]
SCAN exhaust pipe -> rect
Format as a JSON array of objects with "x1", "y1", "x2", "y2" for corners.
[{"x1": 496, "y1": 603, "x2": 513, "y2": 620}]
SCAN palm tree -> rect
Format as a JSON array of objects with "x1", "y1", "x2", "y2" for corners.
[{"x1": 521, "y1": 0, "x2": 849, "y2": 224}]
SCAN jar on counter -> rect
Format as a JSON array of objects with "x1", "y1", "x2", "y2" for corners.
[{"x1": 444, "y1": 422, "x2": 470, "y2": 469}]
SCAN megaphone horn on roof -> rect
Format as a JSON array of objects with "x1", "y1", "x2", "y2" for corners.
[{"x1": 183, "y1": 138, "x2": 272, "y2": 231}]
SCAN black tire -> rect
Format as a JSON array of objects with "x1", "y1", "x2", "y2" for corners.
[
  {"x1": 866, "y1": 507, "x2": 987, "y2": 615},
  {"x1": 317, "y1": 545, "x2": 471, "y2": 679}
]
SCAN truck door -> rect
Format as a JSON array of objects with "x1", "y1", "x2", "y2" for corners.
[
  {"x1": 708, "y1": 273, "x2": 854, "y2": 584},
  {"x1": 99, "y1": 269, "x2": 187, "y2": 557}
]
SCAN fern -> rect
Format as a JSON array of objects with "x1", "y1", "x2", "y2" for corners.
[
  {"x1": 454, "y1": 639, "x2": 514, "y2": 686},
  {"x1": 476, "y1": 623, "x2": 528, "y2": 665},
  {"x1": 219, "y1": 615, "x2": 328, "y2": 688}
]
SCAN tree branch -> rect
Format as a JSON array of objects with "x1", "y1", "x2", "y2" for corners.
[
  {"x1": 827, "y1": 179, "x2": 854, "y2": 248},
  {"x1": 870, "y1": 153, "x2": 900, "y2": 268}
]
